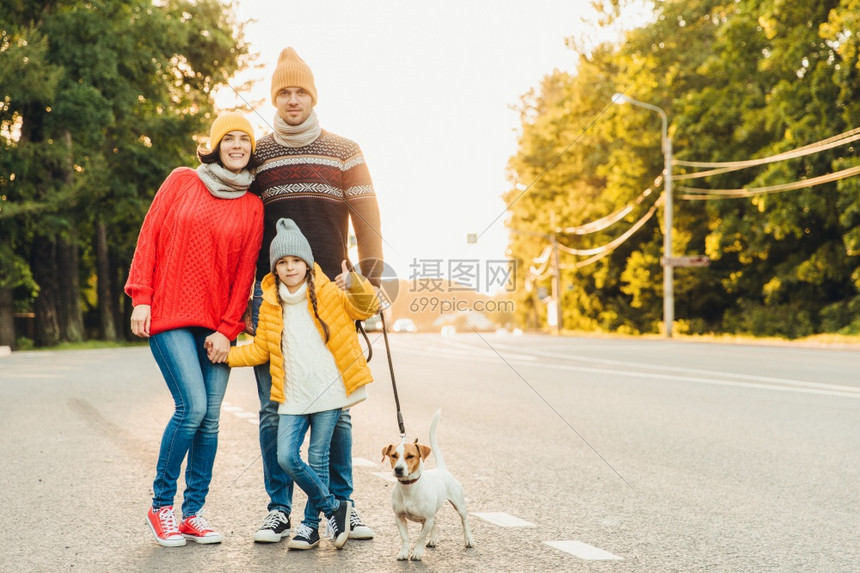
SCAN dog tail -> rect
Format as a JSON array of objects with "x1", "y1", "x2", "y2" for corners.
[{"x1": 429, "y1": 408, "x2": 445, "y2": 470}]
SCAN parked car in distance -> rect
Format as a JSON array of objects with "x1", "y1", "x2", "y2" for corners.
[
  {"x1": 392, "y1": 318, "x2": 418, "y2": 333},
  {"x1": 363, "y1": 315, "x2": 383, "y2": 332}
]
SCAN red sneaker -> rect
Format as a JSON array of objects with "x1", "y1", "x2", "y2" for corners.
[
  {"x1": 179, "y1": 513, "x2": 224, "y2": 544},
  {"x1": 146, "y1": 506, "x2": 186, "y2": 547}
]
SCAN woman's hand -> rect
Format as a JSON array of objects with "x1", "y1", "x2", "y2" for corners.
[
  {"x1": 334, "y1": 259, "x2": 353, "y2": 291},
  {"x1": 204, "y1": 331, "x2": 231, "y2": 363},
  {"x1": 242, "y1": 299, "x2": 256, "y2": 336},
  {"x1": 130, "y1": 305, "x2": 151, "y2": 338}
]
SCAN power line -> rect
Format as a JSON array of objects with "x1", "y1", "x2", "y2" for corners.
[
  {"x1": 565, "y1": 195, "x2": 662, "y2": 267},
  {"x1": 558, "y1": 175, "x2": 661, "y2": 234},
  {"x1": 674, "y1": 126, "x2": 860, "y2": 174},
  {"x1": 679, "y1": 164, "x2": 860, "y2": 200}
]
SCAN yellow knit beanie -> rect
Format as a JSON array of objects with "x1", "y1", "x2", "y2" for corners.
[
  {"x1": 270, "y1": 47, "x2": 317, "y2": 106},
  {"x1": 208, "y1": 112, "x2": 256, "y2": 153}
]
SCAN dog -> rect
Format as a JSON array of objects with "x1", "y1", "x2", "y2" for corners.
[{"x1": 381, "y1": 409, "x2": 475, "y2": 561}]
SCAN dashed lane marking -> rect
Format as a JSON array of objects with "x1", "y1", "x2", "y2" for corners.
[
  {"x1": 365, "y1": 459, "x2": 626, "y2": 561},
  {"x1": 545, "y1": 540, "x2": 623, "y2": 560},
  {"x1": 222, "y1": 402, "x2": 258, "y2": 425},
  {"x1": 223, "y1": 401, "x2": 616, "y2": 561},
  {"x1": 472, "y1": 512, "x2": 535, "y2": 527}
]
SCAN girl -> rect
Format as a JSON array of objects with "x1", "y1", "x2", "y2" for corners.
[
  {"x1": 225, "y1": 217, "x2": 379, "y2": 550},
  {"x1": 125, "y1": 112, "x2": 263, "y2": 547}
]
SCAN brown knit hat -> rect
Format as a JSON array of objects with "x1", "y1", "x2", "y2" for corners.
[
  {"x1": 270, "y1": 47, "x2": 317, "y2": 106},
  {"x1": 208, "y1": 112, "x2": 256, "y2": 153}
]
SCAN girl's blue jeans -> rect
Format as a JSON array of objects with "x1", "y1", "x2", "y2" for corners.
[
  {"x1": 149, "y1": 327, "x2": 230, "y2": 517},
  {"x1": 277, "y1": 410, "x2": 342, "y2": 528}
]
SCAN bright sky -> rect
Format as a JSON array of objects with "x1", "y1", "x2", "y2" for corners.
[{"x1": 217, "y1": 0, "x2": 641, "y2": 291}]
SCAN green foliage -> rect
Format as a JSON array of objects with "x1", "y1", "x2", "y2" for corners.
[
  {"x1": 506, "y1": 0, "x2": 860, "y2": 337},
  {"x1": 1, "y1": 0, "x2": 252, "y2": 344}
]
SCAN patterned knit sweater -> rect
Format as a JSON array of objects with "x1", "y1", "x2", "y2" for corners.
[
  {"x1": 125, "y1": 167, "x2": 264, "y2": 339},
  {"x1": 251, "y1": 130, "x2": 384, "y2": 283}
]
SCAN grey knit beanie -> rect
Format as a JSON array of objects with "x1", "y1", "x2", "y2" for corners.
[{"x1": 269, "y1": 218, "x2": 314, "y2": 271}]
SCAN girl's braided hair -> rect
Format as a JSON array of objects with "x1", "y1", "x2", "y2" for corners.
[
  {"x1": 275, "y1": 265, "x2": 330, "y2": 343},
  {"x1": 306, "y1": 269, "x2": 330, "y2": 343}
]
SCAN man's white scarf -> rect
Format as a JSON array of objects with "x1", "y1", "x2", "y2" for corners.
[{"x1": 272, "y1": 110, "x2": 321, "y2": 148}]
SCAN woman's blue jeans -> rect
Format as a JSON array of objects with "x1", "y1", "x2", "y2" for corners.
[
  {"x1": 149, "y1": 327, "x2": 230, "y2": 517},
  {"x1": 277, "y1": 410, "x2": 341, "y2": 528}
]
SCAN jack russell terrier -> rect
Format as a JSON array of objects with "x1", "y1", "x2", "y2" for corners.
[{"x1": 381, "y1": 409, "x2": 475, "y2": 561}]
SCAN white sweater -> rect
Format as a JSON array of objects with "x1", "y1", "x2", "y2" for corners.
[{"x1": 277, "y1": 281, "x2": 367, "y2": 415}]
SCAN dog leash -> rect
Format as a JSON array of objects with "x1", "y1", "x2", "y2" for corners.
[
  {"x1": 344, "y1": 258, "x2": 406, "y2": 441},
  {"x1": 355, "y1": 320, "x2": 372, "y2": 363},
  {"x1": 379, "y1": 311, "x2": 407, "y2": 442}
]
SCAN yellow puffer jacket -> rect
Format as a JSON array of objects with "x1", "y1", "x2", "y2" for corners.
[{"x1": 227, "y1": 264, "x2": 379, "y2": 403}]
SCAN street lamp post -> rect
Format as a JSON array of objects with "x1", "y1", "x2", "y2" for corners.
[{"x1": 613, "y1": 93, "x2": 674, "y2": 337}]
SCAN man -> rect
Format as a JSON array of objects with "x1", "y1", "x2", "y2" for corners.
[{"x1": 248, "y1": 47, "x2": 384, "y2": 547}]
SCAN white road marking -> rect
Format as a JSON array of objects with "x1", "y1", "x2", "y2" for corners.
[
  {"x1": 372, "y1": 471, "x2": 398, "y2": 483},
  {"x1": 424, "y1": 345, "x2": 538, "y2": 361},
  {"x1": 472, "y1": 512, "x2": 535, "y2": 527},
  {"x1": 545, "y1": 540, "x2": 623, "y2": 560},
  {"x1": 396, "y1": 346, "x2": 860, "y2": 399},
  {"x1": 222, "y1": 402, "x2": 258, "y2": 424},
  {"x1": 490, "y1": 343, "x2": 857, "y2": 393},
  {"x1": 522, "y1": 361, "x2": 860, "y2": 399}
]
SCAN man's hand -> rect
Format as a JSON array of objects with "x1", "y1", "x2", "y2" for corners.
[
  {"x1": 334, "y1": 259, "x2": 353, "y2": 291},
  {"x1": 205, "y1": 331, "x2": 231, "y2": 363},
  {"x1": 130, "y1": 305, "x2": 151, "y2": 338}
]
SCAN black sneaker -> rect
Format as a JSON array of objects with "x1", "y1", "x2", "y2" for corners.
[
  {"x1": 288, "y1": 523, "x2": 320, "y2": 550},
  {"x1": 349, "y1": 508, "x2": 374, "y2": 540},
  {"x1": 326, "y1": 500, "x2": 352, "y2": 549},
  {"x1": 253, "y1": 510, "x2": 291, "y2": 543}
]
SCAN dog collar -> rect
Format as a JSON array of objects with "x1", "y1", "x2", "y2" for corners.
[{"x1": 398, "y1": 475, "x2": 421, "y2": 485}]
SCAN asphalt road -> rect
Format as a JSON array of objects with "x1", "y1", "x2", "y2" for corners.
[{"x1": 1, "y1": 333, "x2": 857, "y2": 572}]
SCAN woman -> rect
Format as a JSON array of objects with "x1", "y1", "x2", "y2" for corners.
[{"x1": 125, "y1": 112, "x2": 263, "y2": 547}]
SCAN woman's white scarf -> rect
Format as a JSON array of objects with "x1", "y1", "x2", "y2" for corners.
[
  {"x1": 196, "y1": 162, "x2": 253, "y2": 199},
  {"x1": 272, "y1": 110, "x2": 321, "y2": 148}
]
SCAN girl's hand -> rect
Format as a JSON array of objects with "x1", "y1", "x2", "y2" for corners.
[
  {"x1": 205, "y1": 331, "x2": 231, "y2": 363},
  {"x1": 130, "y1": 305, "x2": 151, "y2": 338},
  {"x1": 334, "y1": 259, "x2": 353, "y2": 291}
]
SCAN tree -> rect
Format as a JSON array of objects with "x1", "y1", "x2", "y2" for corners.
[
  {"x1": 1, "y1": 0, "x2": 252, "y2": 345},
  {"x1": 505, "y1": 0, "x2": 860, "y2": 337}
]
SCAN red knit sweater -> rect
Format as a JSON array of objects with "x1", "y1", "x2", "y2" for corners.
[{"x1": 125, "y1": 167, "x2": 263, "y2": 339}]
